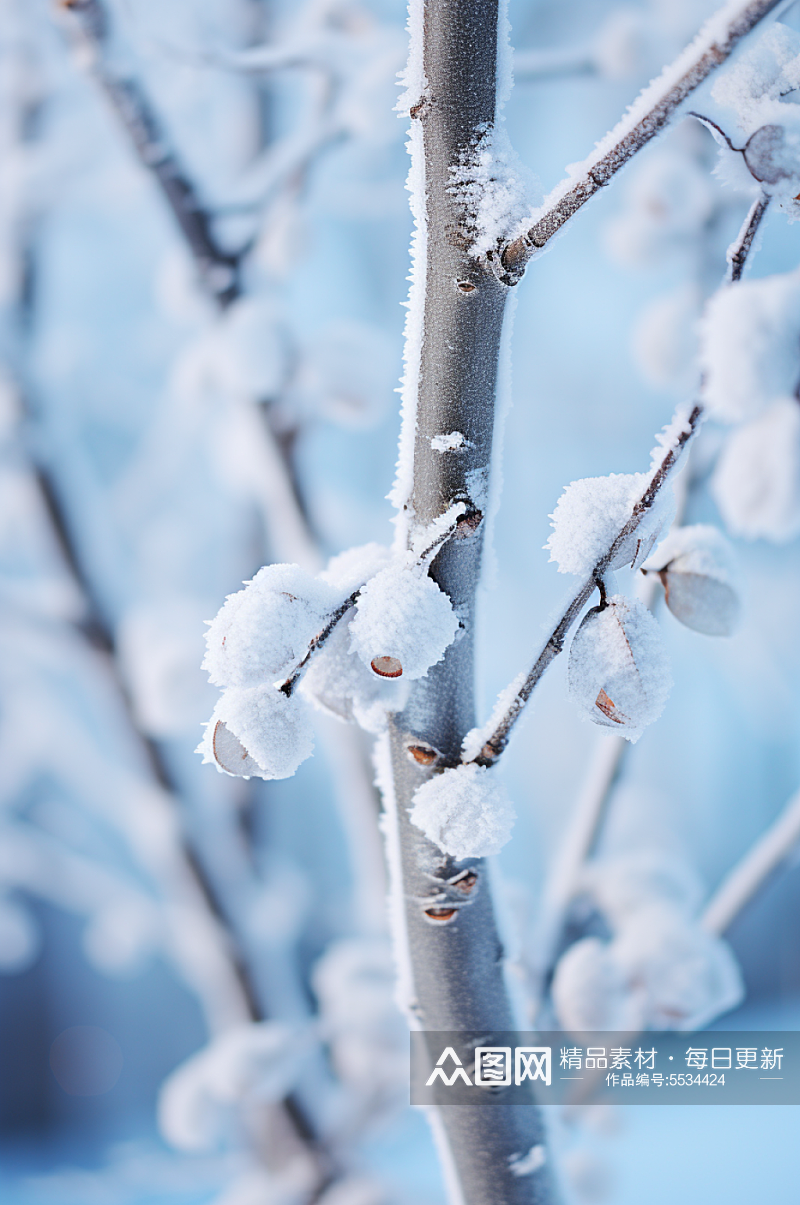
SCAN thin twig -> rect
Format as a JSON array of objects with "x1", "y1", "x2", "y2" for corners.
[
  {"x1": 280, "y1": 589, "x2": 361, "y2": 698},
  {"x1": 281, "y1": 507, "x2": 468, "y2": 698},
  {"x1": 702, "y1": 787, "x2": 800, "y2": 934},
  {"x1": 468, "y1": 404, "x2": 702, "y2": 766},
  {"x1": 521, "y1": 192, "x2": 770, "y2": 1011},
  {"x1": 58, "y1": 0, "x2": 241, "y2": 306},
  {"x1": 498, "y1": 0, "x2": 784, "y2": 283},
  {"x1": 727, "y1": 192, "x2": 770, "y2": 282},
  {"x1": 471, "y1": 183, "x2": 772, "y2": 769},
  {"x1": 58, "y1": 0, "x2": 323, "y2": 565}
]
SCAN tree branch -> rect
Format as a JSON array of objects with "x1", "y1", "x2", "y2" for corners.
[
  {"x1": 468, "y1": 403, "x2": 702, "y2": 767},
  {"x1": 498, "y1": 0, "x2": 784, "y2": 284},
  {"x1": 58, "y1": 0, "x2": 241, "y2": 306},
  {"x1": 381, "y1": 3, "x2": 560, "y2": 1202},
  {"x1": 727, "y1": 191, "x2": 771, "y2": 282},
  {"x1": 57, "y1": 0, "x2": 323, "y2": 569},
  {"x1": 702, "y1": 786, "x2": 800, "y2": 934}
]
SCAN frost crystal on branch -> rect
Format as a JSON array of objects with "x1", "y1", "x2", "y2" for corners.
[
  {"x1": 643, "y1": 524, "x2": 742, "y2": 636},
  {"x1": 547, "y1": 473, "x2": 675, "y2": 576},
  {"x1": 449, "y1": 124, "x2": 538, "y2": 259},
  {"x1": 568, "y1": 595, "x2": 672, "y2": 741},
  {"x1": 348, "y1": 560, "x2": 459, "y2": 680},
  {"x1": 409, "y1": 764, "x2": 516, "y2": 860}
]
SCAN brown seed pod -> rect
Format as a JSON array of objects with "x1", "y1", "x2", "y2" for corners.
[
  {"x1": 371, "y1": 655, "x2": 403, "y2": 678},
  {"x1": 212, "y1": 720, "x2": 263, "y2": 777}
]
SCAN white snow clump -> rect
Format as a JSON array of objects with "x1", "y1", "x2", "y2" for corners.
[
  {"x1": 299, "y1": 544, "x2": 408, "y2": 731},
  {"x1": 312, "y1": 937, "x2": 407, "y2": 1102},
  {"x1": 158, "y1": 1022, "x2": 312, "y2": 1151},
  {"x1": 449, "y1": 124, "x2": 538, "y2": 258},
  {"x1": 604, "y1": 148, "x2": 715, "y2": 268},
  {"x1": 199, "y1": 684, "x2": 314, "y2": 780},
  {"x1": 349, "y1": 558, "x2": 459, "y2": 680},
  {"x1": 551, "y1": 852, "x2": 743, "y2": 1032},
  {"x1": 643, "y1": 523, "x2": 741, "y2": 636},
  {"x1": 547, "y1": 473, "x2": 675, "y2": 576},
  {"x1": 319, "y1": 541, "x2": 392, "y2": 595},
  {"x1": 567, "y1": 595, "x2": 672, "y2": 741},
  {"x1": 712, "y1": 396, "x2": 800, "y2": 542},
  {"x1": 203, "y1": 563, "x2": 339, "y2": 688},
  {"x1": 409, "y1": 763, "x2": 516, "y2": 859},
  {"x1": 700, "y1": 268, "x2": 800, "y2": 423},
  {"x1": 712, "y1": 22, "x2": 800, "y2": 135},
  {"x1": 710, "y1": 24, "x2": 800, "y2": 213},
  {"x1": 299, "y1": 617, "x2": 408, "y2": 732},
  {"x1": 552, "y1": 912, "x2": 743, "y2": 1033}
]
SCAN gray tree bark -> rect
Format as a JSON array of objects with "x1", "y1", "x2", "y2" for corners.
[{"x1": 384, "y1": 3, "x2": 559, "y2": 1202}]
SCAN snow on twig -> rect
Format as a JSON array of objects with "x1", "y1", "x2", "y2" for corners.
[
  {"x1": 498, "y1": 0, "x2": 785, "y2": 283},
  {"x1": 467, "y1": 178, "x2": 771, "y2": 768},
  {"x1": 464, "y1": 404, "x2": 702, "y2": 766}
]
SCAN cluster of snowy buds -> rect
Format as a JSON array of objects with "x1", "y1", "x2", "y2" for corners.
[
  {"x1": 198, "y1": 530, "x2": 462, "y2": 780},
  {"x1": 550, "y1": 852, "x2": 743, "y2": 1032},
  {"x1": 707, "y1": 23, "x2": 800, "y2": 215},
  {"x1": 546, "y1": 466, "x2": 740, "y2": 741}
]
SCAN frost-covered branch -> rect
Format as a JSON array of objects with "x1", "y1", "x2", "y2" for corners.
[
  {"x1": 378, "y1": 2, "x2": 559, "y2": 1202},
  {"x1": 468, "y1": 404, "x2": 702, "y2": 766},
  {"x1": 726, "y1": 191, "x2": 770, "y2": 281},
  {"x1": 57, "y1": 0, "x2": 322, "y2": 568},
  {"x1": 702, "y1": 786, "x2": 800, "y2": 934},
  {"x1": 469, "y1": 173, "x2": 771, "y2": 768},
  {"x1": 58, "y1": 0, "x2": 241, "y2": 306},
  {"x1": 499, "y1": 0, "x2": 784, "y2": 284}
]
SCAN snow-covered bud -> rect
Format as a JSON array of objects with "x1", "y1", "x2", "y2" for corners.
[
  {"x1": 203, "y1": 564, "x2": 339, "y2": 689},
  {"x1": 742, "y1": 120, "x2": 800, "y2": 189},
  {"x1": 712, "y1": 397, "x2": 800, "y2": 542},
  {"x1": 199, "y1": 685, "x2": 313, "y2": 780},
  {"x1": 567, "y1": 595, "x2": 672, "y2": 741},
  {"x1": 700, "y1": 270, "x2": 800, "y2": 423},
  {"x1": 348, "y1": 562, "x2": 459, "y2": 680},
  {"x1": 299, "y1": 618, "x2": 408, "y2": 733},
  {"x1": 547, "y1": 473, "x2": 675, "y2": 576},
  {"x1": 711, "y1": 23, "x2": 800, "y2": 137},
  {"x1": 158, "y1": 1022, "x2": 312, "y2": 1151},
  {"x1": 409, "y1": 763, "x2": 516, "y2": 859},
  {"x1": 604, "y1": 149, "x2": 715, "y2": 268},
  {"x1": 612, "y1": 906, "x2": 743, "y2": 1030},
  {"x1": 207, "y1": 294, "x2": 288, "y2": 399},
  {"x1": 312, "y1": 938, "x2": 407, "y2": 1101},
  {"x1": 551, "y1": 937, "x2": 641, "y2": 1033},
  {"x1": 643, "y1": 524, "x2": 741, "y2": 636}
]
